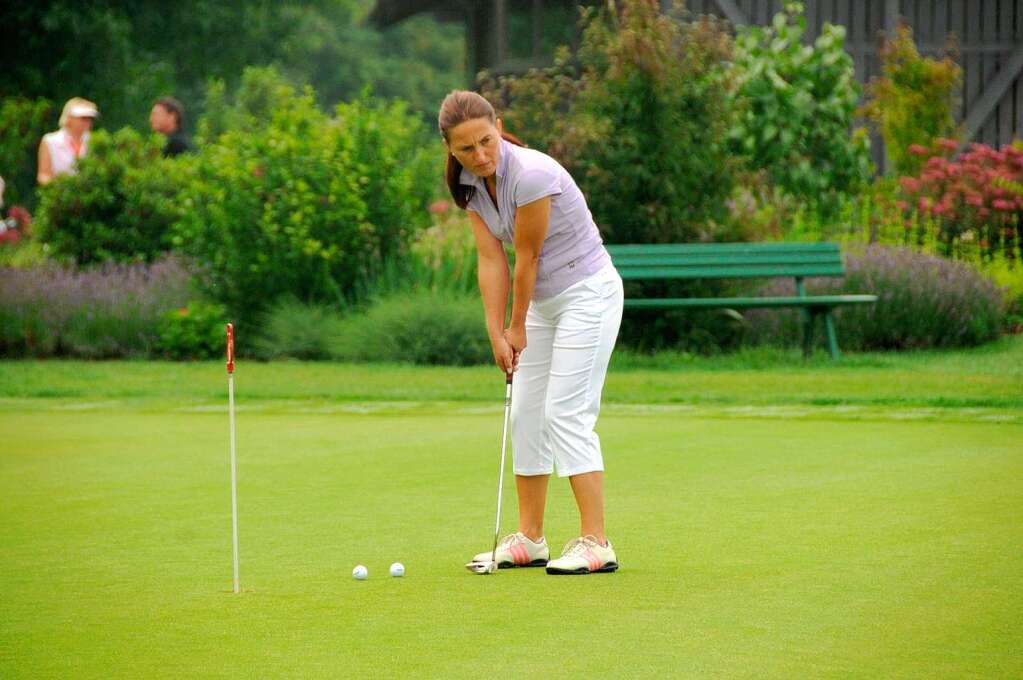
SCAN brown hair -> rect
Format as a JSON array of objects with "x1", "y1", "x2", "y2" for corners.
[{"x1": 438, "y1": 90, "x2": 525, "y2": 209}]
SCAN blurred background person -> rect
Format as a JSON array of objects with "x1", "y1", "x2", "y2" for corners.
[
  {"x1": 37, "y1": 97, "x2": 98, "y2": 185},
  {"x1": 149, "y1": 96, "x2": 192, "y2": 157}
]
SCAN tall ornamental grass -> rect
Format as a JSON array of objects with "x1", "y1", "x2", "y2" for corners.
[
  {"x1": 745, "y1": 245, "x2": 1005, "y2": 350},
  {"x1": 0, "y1": 258, "x2": 191, "y2": 358},
  {"x1": 330, "y1": 291, "x2": 489, "y2": 366},
  {"x1": 250, "y1": 291, "x2": 489, "y2": 366}
]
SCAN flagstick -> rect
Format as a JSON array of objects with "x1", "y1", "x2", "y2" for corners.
[{"x1": 227, "y1": 323, "x2": 240, "y2": 594}]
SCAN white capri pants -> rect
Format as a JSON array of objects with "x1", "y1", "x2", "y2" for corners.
[{"x1": 511, "y1": 263, "x2": 624, "y2": 477}]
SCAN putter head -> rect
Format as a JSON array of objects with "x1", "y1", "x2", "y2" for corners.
[{"x1": 465, "y1": 560, "x2": 498, "y2": 574}]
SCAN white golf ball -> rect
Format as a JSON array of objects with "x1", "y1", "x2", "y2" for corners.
[
  {"x1": 389, "y1": 562, "x2": 405, "y2": 578},
  {"x1": 352, "y1": 565, "x2": 368, "y2": 580}
]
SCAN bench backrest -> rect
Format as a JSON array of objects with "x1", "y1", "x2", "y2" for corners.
[{"x1": 606, "y1": 242, "x2": 846, "y2": 281}]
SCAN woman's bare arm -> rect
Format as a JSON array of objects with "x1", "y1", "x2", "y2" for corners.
[{"x1": 37, "y1": 140, "x2": 53, "y2": 185}]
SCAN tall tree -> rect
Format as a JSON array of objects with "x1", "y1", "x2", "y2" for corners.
[{"x1": 1, "y1": 0, "x2": 463, "y2": 130}]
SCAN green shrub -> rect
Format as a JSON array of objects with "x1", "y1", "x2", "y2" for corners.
[
  {"x1": 195, "y1": 67, "x2": 298, "y2": 145},
  {"x1": 175, "y1": 68, "x2": 434, "y2": 330},
  {"x1": 331, "y1": 292, "x2": 489, "y2": 366},
  {"x1": 156, "y1": 300, "x2": 228, "y2": 360},
  {"x1": 34, "y1": 128, "x2": 191, "y2": 264},
  {"x1": 745, "y1": 246, "x2": 1005, "y2": 351},
  {"x1": 729, "y1": 2, "x2": 873, "y2": 215},
  {"x1": 860, "y1": 24, "x2": 961, "y2": 177},
  {"x1": 0, "y1": 239, "x2": 50, "y2": 269},
  {"x1": 251, "y1": 298, "x2": 344, "y2": 361},
  {"x1": 481, "y1": 1, "x2": 741, "y2": 244},
  {"x1": 334, "y1": 95, "x2": 436, "y2": 269},
  {"x1": 481, "y1": 1, "x2": 744, "y2": 352},
  {"x1": 0, "y1": 97, "x2": 52, "y2": 210}
]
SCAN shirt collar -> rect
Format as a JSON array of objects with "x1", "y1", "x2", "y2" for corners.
[{"x1": 495, "y1": 137, "x2": 510, "y2": 179}]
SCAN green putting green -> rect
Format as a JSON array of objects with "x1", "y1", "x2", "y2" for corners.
[{"x1": 1, "y1": 392, "x2": 1020, "y2": 678}]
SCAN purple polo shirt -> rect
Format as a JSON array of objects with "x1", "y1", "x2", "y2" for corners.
[{"x1": 462, "y1": 139, "x2": 611, "y2": 300}]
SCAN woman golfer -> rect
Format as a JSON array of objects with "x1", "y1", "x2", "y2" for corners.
[{"x1": 439, "y1": 91, "x2": 624, "y2": 574}]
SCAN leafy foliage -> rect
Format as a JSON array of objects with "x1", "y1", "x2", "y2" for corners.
[
  {"x1": 156, "y1": 300, "x2": 227, "y2": 360},
  {"x1": 861, "y1": 24, "x2": 961, "y2": 177},
  {"x1": 578, "y1": 5, "x2": 740, "y2": 243},
  {"x1": 482, "y1": 1, "x2": 741, "y2": 244},
  {"x1": 0, "y1": 98, "x2": 52, "y2": 210},
  {"x1": 173, "y1": 69, "x2": 435, "y2": 329},
  {"x1": 729, "y1": 2, "x2": 873, "y2": 215},
  {"x1": 34, "y1": 128, "x2": 190, "y2": 264},
  {"x1": 334, "y1": 95, "x2": 439, "y2": 270},
  {"x1": 0, "y1": 1, "x2": 463, "y2": 132}
]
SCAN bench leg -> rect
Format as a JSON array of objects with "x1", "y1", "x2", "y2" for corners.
[{"x1": 824, "y1": 311, "x2": 841, "y2": 359}]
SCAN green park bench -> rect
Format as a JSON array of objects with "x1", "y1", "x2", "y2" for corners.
[{"x1": 606, "y1": 242, "x2": 878, "y2": 359}]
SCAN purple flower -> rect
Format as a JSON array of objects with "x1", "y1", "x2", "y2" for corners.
[
  {"x1": 745, "y1": 245, "x2": 1005, "y2": 350},
  {"x1": 0, "y1": 257, "x2": 193, "y2": 357}
]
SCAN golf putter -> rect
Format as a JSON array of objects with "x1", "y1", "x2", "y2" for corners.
[{"x1": 467, "y1": 370, "x2": 514, "y2": 574}]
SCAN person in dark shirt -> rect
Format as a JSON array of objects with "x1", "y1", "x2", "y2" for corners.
[{"x1": 149, "y1": 96, "x2": 192, "y2": 157}]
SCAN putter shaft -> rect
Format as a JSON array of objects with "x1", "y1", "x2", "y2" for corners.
[{"x1": 488, "y1": 372, "x2": 514, "y2": 568}]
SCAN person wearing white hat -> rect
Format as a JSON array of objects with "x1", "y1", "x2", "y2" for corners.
[{"x1": 37, "y1": 97, "x2": 99, "y2": 185}]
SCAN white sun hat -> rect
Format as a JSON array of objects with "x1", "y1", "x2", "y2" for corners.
[{"x1": 60, "y1": 97, "x2": 99, "y2": 126}]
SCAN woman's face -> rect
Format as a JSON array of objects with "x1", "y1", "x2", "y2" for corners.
[
  {"x1": 66, "y1": 116, "x2": 94, "y2": 137},
  {"x1": 446, "y1": 117, "x2": 503, "y2": 178}
]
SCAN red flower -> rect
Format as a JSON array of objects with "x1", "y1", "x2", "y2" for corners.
[
  {"x1": 899, "y1": 177, "x2": 921, "y2": 193},
  {"x1": 908, "y1": 144, "x2": 930, "y2": 156},
  {"x1": 6, "y1": 205, "x2": 32, "y2": 227},
  {"x1": 429, "y1": 200, "x2": 450, "y2": 215},
  {"x1": 992, "y1": 199, "x2": 1015, "y2": 211},
  {"x1": 937, "y1": 138, "x2": 959, "y2": 151}
]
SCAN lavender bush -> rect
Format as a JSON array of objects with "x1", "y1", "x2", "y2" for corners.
[
  {"x1": 745, "y1": 245, "x2": 1005, "y2": 350},
  {"x1": 0, "y1": 257, "x2": 192, "y2": 358}
]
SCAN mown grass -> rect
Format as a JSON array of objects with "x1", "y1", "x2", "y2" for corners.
[
  {"x1": 1, "y1": 407, "x2": 1020, "y2": 678},
  {"x1": 1, "y1": 340, "x2": 1020, "y2": 678}
]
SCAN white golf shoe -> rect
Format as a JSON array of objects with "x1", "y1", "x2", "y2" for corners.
[
  {"x1": 545, "y1": 535, "x2": 619, "y2": 575},
  {"x1": 470, "y1": 532, "x2": 549, "y2": 569}
]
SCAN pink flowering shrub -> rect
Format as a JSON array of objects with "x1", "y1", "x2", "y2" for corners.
[{"x1": 897, "y1": 139, "x2": 1023, "y2": 261}]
